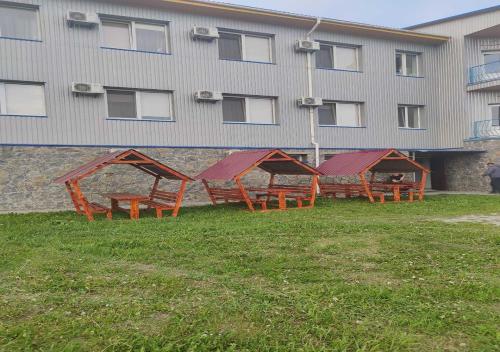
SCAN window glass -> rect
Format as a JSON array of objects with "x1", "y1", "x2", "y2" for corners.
[
  {"x1": 290, "y1": 154, "x2": 308, "y2": 163},
  {"x1": 0, "y1": 6, "x2": 39, "y2": 40},
  {"x1": 318, "y1": 104, "x2": 336, "y2": 125},
  {"x1": 491, "y1": 105, "x2": 500, "y2": 126},
  {"x1": 405, "y1": 54, "x2": 418, "y2": 76},
  {"x1": 247, "y1": 98, "x2": 274, "y2": 124},
  {"x1": 141, "y1": 92, "x2": 171, "y2": 120},
  {"x1": 245, "y1": 35, "x2": 271, "y2": 63},
  {"x1": 316, "y1": 45, "x2": 333, "y2": 69},
  {"x1": 484, "y1": 52, "x2": 500, "y2": 65},
  {"x1": 4, "y1": 84, "x2": 45, "y2": 116},
  {"x1": 222, "y1": 97, "x2": 245, "y2": 122},
  {"x1": 336, "y1": 103, "x2": 360, "y2": 126},
  {"x1": 336, "y1": 46, "x2": 358, "y2": 71},
  {"x1": 135, "y1": 23, "x2": 167, "y2": 53},
  {"x1": 398, "y1": 106, "x2": 406, "y2": 127},
  {"x1": 102, "y1": 21, "x2": 131, "y2": 49},
  {"x1": 407, "y1": 106, "x2": 419, "y2": 128},
  {"x1": 396, "y1": 53, "x2": 403, "y2": 75},
  {"x1": 219, "y1": 33, "x2": 242, "y2": 60},
  {"x1": 107, "y1": 90, "x2": 136, "y2": 118}
]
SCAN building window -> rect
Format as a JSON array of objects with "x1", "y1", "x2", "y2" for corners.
[
  {"x1": 290, "y1": 154, "x2": 308, "y2": 164},
  {"x1": 318, "y1": 102, "x2": 362, "y2": 127},
  {"x1": 222, "y1": 95, "x2": 276, "y2": 124},
  {"x1": 0, "y1": 5, "x2": 39, "y2": 40},
  {"x1": 396, "y1": 51, "x2": 420, "y2": 76},
  {"x1": 316, "y1": 44, "x2": 359, "y2": 71},
  {"x1": 0, "y1": 82, "x2": 46, "y2": 116},
  {"x1": 398, "y1": 105, "x2": 421, "y2": 128},
  {"x1": 323, "y1": 154, "x2": 336, "y2": 161},
  {"x1": 101, "y1": 19, "x2": 169, "y2": 53},
  {"x1": 106, "y1": 89, "x2": 173, "y2": 120},
  {"x1": 218, "y1": 31, "x2": 273, "y2": 63},
  {"x1": 491, "y1": 104, "x2": 500, "y2": 126}
]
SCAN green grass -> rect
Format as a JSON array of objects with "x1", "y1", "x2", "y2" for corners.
[{"x1": 0, "y1": 195, "x2": 499, "y2": 352}]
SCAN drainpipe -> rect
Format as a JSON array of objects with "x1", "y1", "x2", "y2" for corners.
[{"x1": 306, "y1": 17, "x2": 321, "y2": 167}]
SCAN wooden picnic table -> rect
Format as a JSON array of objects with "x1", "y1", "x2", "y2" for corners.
[
  {"x1": 370, "y1": 183, "x2": 417, "y2": 202},
  {"x1": 248, "y1": 187, "x2": 304, "y2": 210},
  {"x1": 102, "y1": 193, "x2": 149, "y2": 220}
]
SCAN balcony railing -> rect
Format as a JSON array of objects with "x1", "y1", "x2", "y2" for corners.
[
  {"x1": 472, "y1": 119, "x2": 500, "y2": 139},
  {"x1": 469, "y1": 60, "x2": 500, "y2": 85}
]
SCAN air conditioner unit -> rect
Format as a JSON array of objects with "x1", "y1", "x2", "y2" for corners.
[
  {"x1": 67, "y1": 11, "x2": 99, "y2": 26},
  {"x1": 194, "y1": 90, "x2": 223, "y2": 102},
  {"x1": 295, "y1": 40, "x2": 320, "y2": 52},
  {"x1": 298, "y1": 97, "x2": 323, "y2": 107},
  {"x1": 72, "y1": 82, "x2": 104, "y2": 95},
  {"x1": 191, "y1": 26, "x2": 219, "y2": 41}
]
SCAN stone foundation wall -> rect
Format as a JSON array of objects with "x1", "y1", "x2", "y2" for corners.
[
  {"x1": 445, "y1": 139, "x2": 500, "y2": 192},
  {"x1": 0, "y1": 146, "x2": 320, "y2": 213}
]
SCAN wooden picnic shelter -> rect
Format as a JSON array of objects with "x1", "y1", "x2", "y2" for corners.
[
  {"x1": 53, "y1": 149, "x2": 193, "y2": 221},
  {"x1": 317, "y1": 149, "x2": 430, "y2": 203},
  {"x1": 195, "y1": 149, "x2": 321, "y2": 211}
]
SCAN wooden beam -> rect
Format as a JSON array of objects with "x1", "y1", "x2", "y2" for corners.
[
  {"x1": 202, "y1": 180, "x2": 217, "y2": 206},
  {"x1": 359, "y1": 173, "x2": 375, "y2": 203},
  {"x1": 172, "y1": 180, "x2": 187, "y2": 217},
  {"x1": 235, "y1": 177, "x2": 255, "y2": 211}
]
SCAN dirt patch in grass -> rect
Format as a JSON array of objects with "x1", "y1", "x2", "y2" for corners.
[{"x1": 441, "y1": 214, "x2": 500, "y2": 226}]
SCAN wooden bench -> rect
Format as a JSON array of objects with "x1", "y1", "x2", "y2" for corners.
[
  {"x1": 140, "y1": 189, "x2": 180, "y2": 218},
  {"x1": 208, "y1": 187, "x2": 267, "y2": 210},
  {"x1": 65, "y1": 183, "x2": 112, "y2": 221},
  {"x1": 319, "y1": 183, "x2": 385, "y2": 204}
]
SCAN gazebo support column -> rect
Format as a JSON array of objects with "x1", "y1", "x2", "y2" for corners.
[
  {"x1": 202, "y1": 180, "x2": 217, "y2": 206},
  {"x1": 172, "y1": 180, "x2": 188, "y2": 217},
  {"x1": 359, "y1": 173, "x2": 375, "y2": 203},
  {"x1": 65, "y1": 182, "x2": 83, "y2": 215},
  {"x1": 72, "y1": 181, "x2": 94, "y2": 221},
  {"x1": 235, "y1": 177, "x2": 255, "y2": 211},
  {"x1": 419, "y1": 171, "x2": 428, "y2": 201},
  {"x1": 309, "y1": 175, "x2": 318, "y2": 207}
]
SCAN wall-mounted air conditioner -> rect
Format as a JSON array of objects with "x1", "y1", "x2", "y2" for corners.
[
  {"x1": 297, "y1": 97, "x2": 323, "y2": 107},
  {"x1": 194, "y1": 90, "x2": 223, "y2": 102},
  {"x1": 72, "y1": 82, "x2": 104, "y2": 95},
  {"x1": 67, "y1": 11, "x2": 99, "y2": 26},
  {"x1": 295, "y1": 40, "x2": 320, "y2": 52},
  {"x1": 191, "y1": 26, "x2": 220, "y2": 41}
]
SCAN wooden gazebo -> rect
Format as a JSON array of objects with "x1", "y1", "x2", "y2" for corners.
[
  {"x1": 54, "y1": 149, "x2": 193, "y2": 221},
  {"x1": 317, "y1": 149, "x2": 430, "y2": 203},
  {"x1": 196, "y1": 149, "x2": 321, "y2": 211}
]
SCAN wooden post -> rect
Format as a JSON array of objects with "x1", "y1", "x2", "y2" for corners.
[
  {"x1": 172, "y1": 180, "x2": 187, "y2": 217},
  {"x1": 267, "y1": 173, "x2": 275, "y2": 202},
  {"x1": 235, "y1": 177, "x2": 255, "y2": 212},
  {"x1": 202, "y1": 179, "x2": 217, "y2": 206},
  {"x1": 65, "y1": 182, "x2": 83, "y2": 214},
  {"x1": 72, "y1": 181, "x2": 94, "y2": 221},
  {"x1": 309, "y1": 175, "x2": 318, "y2": 207},
  {"x1": 359, "y1": 173, "x2": 375, "y2": 203},
  {"x1": 419, "y1": 171, "x2": 428, "y2": 201}
]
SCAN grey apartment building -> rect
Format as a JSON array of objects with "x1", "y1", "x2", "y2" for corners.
[{"x1": 0, "y1": 0, "x2": 499, "y2": 211}]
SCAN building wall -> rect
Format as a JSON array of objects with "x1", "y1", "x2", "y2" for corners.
[{"x1": 0, "y1": 0, "x2": 458, "y2": 151}]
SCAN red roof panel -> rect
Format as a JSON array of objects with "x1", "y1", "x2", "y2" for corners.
[{"x1": 317, "y1": 149, "x2": 392, "y2": 176}]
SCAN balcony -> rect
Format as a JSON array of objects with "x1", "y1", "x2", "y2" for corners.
[
  {"x1": 468, "y1": 61, "x2": 500, "y2": 91},
  {"x1": 472, "y1": 119, "x2": 500, "y2": 139}
]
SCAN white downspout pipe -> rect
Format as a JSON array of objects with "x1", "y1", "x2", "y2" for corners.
[{"x1": 306, "y1": 18, "x2": 321, "y2": 167}]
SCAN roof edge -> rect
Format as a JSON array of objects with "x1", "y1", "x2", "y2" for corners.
[{"x1": 405, "y1": 5, "x2": 500, "y2": 30}]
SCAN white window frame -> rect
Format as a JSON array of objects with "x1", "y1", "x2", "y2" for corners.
[
  {"x1": 223, "y1": 95, "x2": 276, "y2": 124},
  {"x1": 0, "y1": 4, "x2": 41, "y2": 41},
  {"x1": 219, "y1": 31, "x2": 273, "y2": 63},
  {"x1": 398, "y1": 105, "x2": 421, "y2": 129},
  {"x1": 483, "y1": 51, "x2": 500, "y2": 64},
  {"x1": 319, "y1": 101, "x2": 362, "y2": 127},
  {"x1": 317, "y1": 43, "x2": 359, "y2": 71},
  {"x1": 0, "y1": 82, "x2": 46, "y2": 116},
  {"x1": 105, "y1": 89, "x2": 173, "y2": 121},
  {"x1": 396, "y1": 51, "x2": 420, "y2": 77},
  {"x1": 100, "y1": 19, "x2": 169, "y2": 53}
]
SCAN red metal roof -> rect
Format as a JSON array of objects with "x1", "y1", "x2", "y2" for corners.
[
  {"x1": 317, "y1": 149, "x2": 428, "y2": 176},
  {"x1": 54, "y1": 149, "x2": 193, "y2": 184},
  {"x1": 196, "y1": 149, "x2": 320, "y2": 181}
]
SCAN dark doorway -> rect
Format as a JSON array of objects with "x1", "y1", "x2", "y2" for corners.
[{"x1": 430, "y1": 157, "x2": 447, "y2": 190}]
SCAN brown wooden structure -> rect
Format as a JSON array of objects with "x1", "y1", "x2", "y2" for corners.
[
  {"x1": 317, "y1": 149, "x2": 430, "y2": 203},
  {"x1": 53, "y1": 149, "x2": 193, "y2": 221},
  {"x1": 195, "y1": 149, "x2": 321, "y2": 211}
]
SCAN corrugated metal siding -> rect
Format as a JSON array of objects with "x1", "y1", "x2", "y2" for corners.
[
  {"x1": 1, "y1": 0, "x2": 493, "y2": 150},
  {"x1": 412, "y1": 9, "x2": 500, "y2": 146}
]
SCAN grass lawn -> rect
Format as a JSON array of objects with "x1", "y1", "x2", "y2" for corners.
[{"x1": 0, "y1": 195, "x2": 499, "y2": 351}]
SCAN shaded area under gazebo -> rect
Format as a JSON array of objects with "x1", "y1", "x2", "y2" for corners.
[
  {"x1": 195, "y1": 149, "x2": 321, "y2": 211},
  {"x1": 54, "y1": 149, "x2": 193, "y2": 221},
  {"x1": 317, "y1": 149, "x2": 430, "y2": 203}
]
